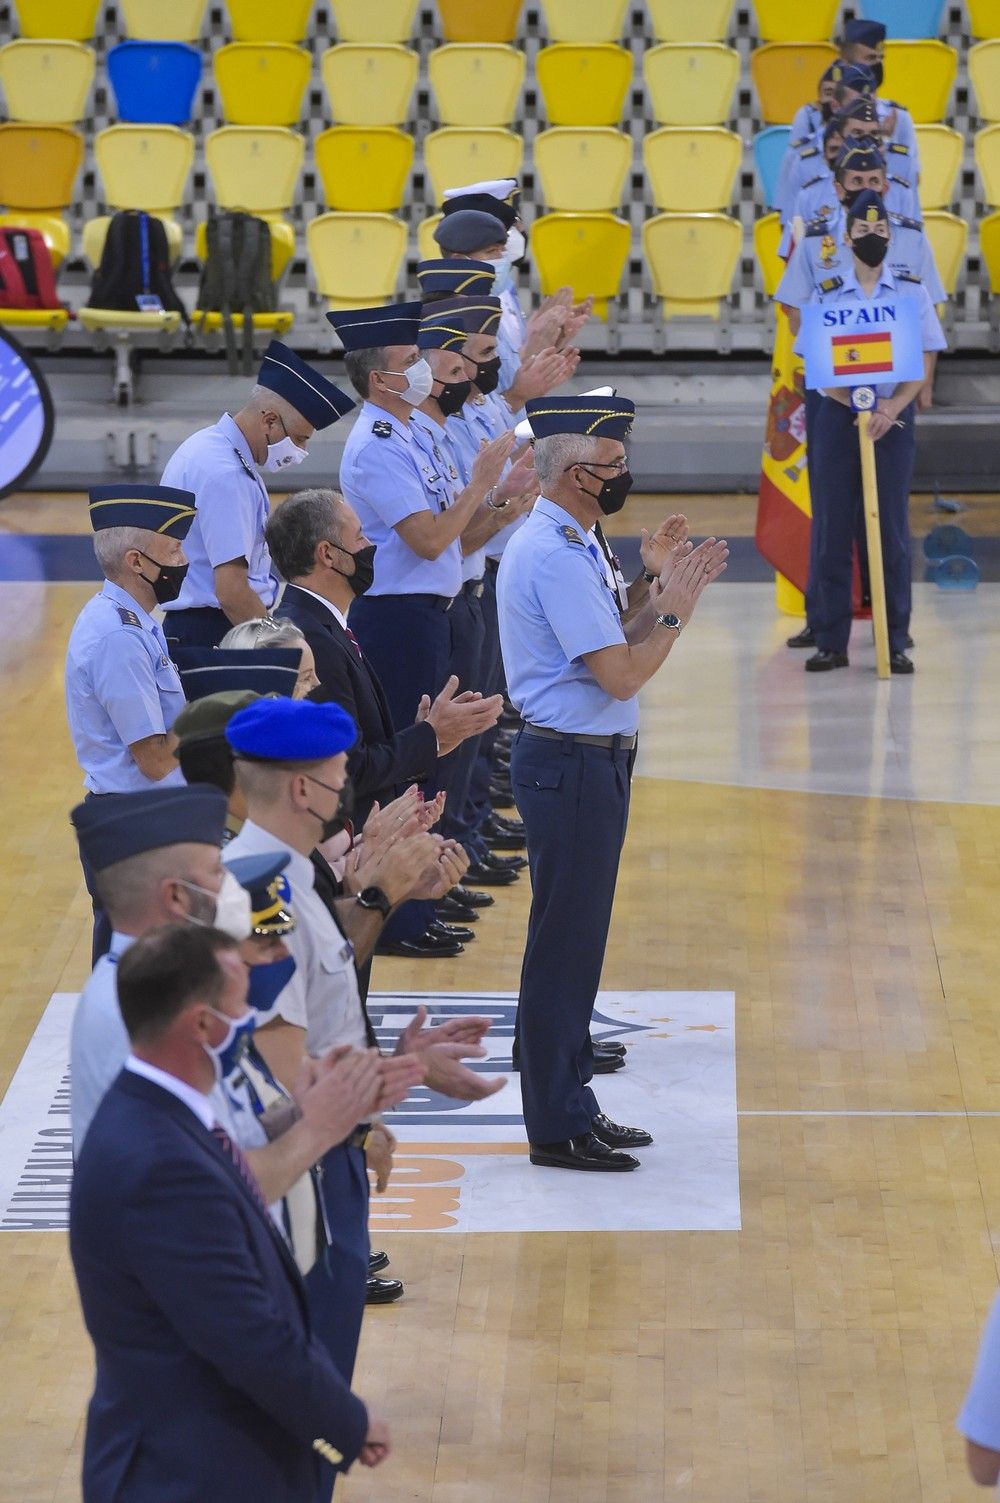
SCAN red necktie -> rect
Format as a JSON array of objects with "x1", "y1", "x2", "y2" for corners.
[
  {"x1": 212, "y1": 1124, "x2": 271, "y2": 1219},
  {"x1": 345, "y1": 625, "x2": 363, "y2": 660}
]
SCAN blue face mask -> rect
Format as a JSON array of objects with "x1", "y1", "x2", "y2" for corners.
[
  {"x1": 486, "y1": 258, "x2": 513, "y2": 295},
  {"x1": 206, "y1": 1006, "x2": 257, "y2": 1082},
  {"x1": 246, "y1": 954, "x2": 297, "y2": 1014}
]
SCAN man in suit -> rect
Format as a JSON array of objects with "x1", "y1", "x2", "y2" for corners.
[{"x1": 70, "y1": 921, "x2": 390, "y2": 1503}]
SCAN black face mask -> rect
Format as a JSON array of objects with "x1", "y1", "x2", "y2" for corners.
[
  {"x1": 333, "y1": 542, "x2": 376, "y2": 598},
  {"x1": 840, "y1": 186, "x2": 863, "y2": 210},
  {"x1": 304, "y1": 773, "x2": 353, "y2": 843},
  {"x1": 850, "y1": 231, "x2": 889, "y2": 268},
  {"x1": 474, "y1": 356, "x2": 502, "y2": 395},
  {"x1": 870, "y1": 60, "x2": 884, "y2": 89},
  {"x1": 577, "y1": 467, "x2": 634, "y2": 517},
  {"x1": 435, "y1": 377, "x2": 472, "y2": 417},
  {"x1": 820, "y1": 100, "x2": 835, "y2": 122},
  {"x1": 137, "y1": 551, "x2": 188, "y2": 605}
]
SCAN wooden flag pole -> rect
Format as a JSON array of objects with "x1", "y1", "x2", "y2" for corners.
[{"x1": 855, "y1": 403, "x2": 891, "y2": 680}]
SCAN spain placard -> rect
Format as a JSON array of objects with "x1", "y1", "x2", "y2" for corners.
[{"x1": 798, "y1": 296, "x2": 924, "y2": 390}]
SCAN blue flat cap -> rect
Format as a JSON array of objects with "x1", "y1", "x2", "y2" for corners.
[
  {"x1": 442, "y1": 177, "x2": 520, "y2": 225},
  {"x1": 837, "y1": 138, "x2": 885, "y2": 175},
  {"x1": 326, "y1": 301, "x2": 423, "y2": 351},
  {"x1": 88, "y1": 484, "x2": 196, "y2": 538},
  {"x1": 846, "y1": 188, "x2": 889, "y2": 226},
  {"x1": 226, "y1": 696, "x2": 358, "y2": 761},
  {"x1": 257, "y1": 340, "x2": 355, "y2": 431},
  {"x1": 417, "y1": 257, "x2": 496, "y2": 298},
  {"x1": 525, "y1": 394, "x2": 635, "y2": 441},
  {"x1": 844, "y1": 19, "x2": 886, "y2": 48},
  {"x1": 71, "y1": 786, "x2": 228, "y2": 872},
  {"x1": 172, "y1": 646, "x2": 302, "y2": 703},
  {"x1": 838, "y1": 95, "x2": 879, "y2": 125},
  {"x1": 433, "y1": 210, "x2": 508, "y2": 254},
  {"x1": 418, "y1": 294, "x2": 502, "y2": 350},
  {"x1": 832, "y1": 61, "x2": 876, "y2": 93}
]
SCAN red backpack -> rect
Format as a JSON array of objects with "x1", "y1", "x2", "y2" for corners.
[{"x1": 0, "y1": 227, "x2": 60, "y2": 310}]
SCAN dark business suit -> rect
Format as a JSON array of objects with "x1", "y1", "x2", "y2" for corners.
[{"x1": 70, "y1": 1070, "x2": 368, "y2": 1503}]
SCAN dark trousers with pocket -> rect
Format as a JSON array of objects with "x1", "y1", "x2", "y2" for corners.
[
  {"x1": 161, "y1": 605, "x2": 231, "y2": 649},
  {"x1": 439, "y1": 586, "x2": 487, "y2": 857},
  {"x1": 79, "y1": 792, "x2": 112, "y2": 964}
]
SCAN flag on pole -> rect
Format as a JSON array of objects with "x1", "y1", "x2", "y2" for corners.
[{"x1": 755, "y1": 306, "x2": 811, "y2": 594}]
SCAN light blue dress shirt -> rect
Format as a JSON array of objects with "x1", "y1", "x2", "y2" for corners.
[
  {"x1": 959, "y1": 1292, "x2": 1000, "y2": 1451},
  {"x1": 65, "y1": 580, "x2": 186, "y2": 794},
  {"x1": 779, "y1": 172, "x2": 922, "y2": 258},
  {"x1": 776, "y1": 207, "x2": 946, "y2": 309},
  {"x1": 446, "y1": 391, "x2": 519, "y2": 581},
  {"x1": 160, "y1": 412, "x2": 277, "y2": 614},
  {"x1": 497, "y1": 497, "x2": 639, "y2": 736},
  {"x1": 339, "y1": 398, "x2": 464, "y2": 598}
]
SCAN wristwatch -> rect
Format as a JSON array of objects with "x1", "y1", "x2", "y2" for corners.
[
  {"x1": 356, "y1": 886, "x2": 391, "y2": 917},
  {"x1": 656, "y1": 613, "x2": 683, "y2": 636},
  {"x1": 643, "y1": 570, "x2": 656, "y2": 583}
]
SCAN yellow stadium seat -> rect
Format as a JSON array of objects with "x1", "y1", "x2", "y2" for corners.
[
  {"x1": 436, "y1": 0, "x2": 522, "y2": 44},
  {"x1": 428, "y1": 44, "x2": 525, "y2": 126},
  {"x1": 540, "y1": 0, "x2": 628, "y2": 42},
  {"x1": 969, "y1": 39, "x2": 1000, "y2": 123},
  {"x1": 647, "y1": 0, "x2": 732, "y2": 42},
  {"x1": 753, "y1": 0, "x2": 839, "y2": 42},
  {"x1": 0, "y1": 123, "x2": 83, "y2": 210},
  {"x1": 94, "y1": 125, "x2": 194, "y2": 214},
  {"x1": 422, "y1": 127, "x2": 524, "y2": 204},
  {"x1": 331, "y1": 0, "x2": 417, "y2": 42},
  {"x1": 979, "y1": 207, "x2": 1000, "y2": 302},
  {"x1": 970, "y1": 0, "x2": 1000, "y2": 39},
  {"x1": 0, "y1": 210, "x2": 71, "y2": 265},
  {"x1": 976, "y1": 122, "x2": 1000, "y2": 205},
  {"x1": 418, "y1": 212, "x2": 443, "y2": 259},
  {"x1": 307, "y1": 211, "x2": 407, "y2": 309},
  {"x1": 14, "y1": 0, "x2": 99, "y2": 40},
  {"x1": 0, "y1": 305, "x2": 70, "y2": 331},
  {"x1": 913, "y1": 124, "x2": 962, "y2": 210},
  {"x1": 753, "y1": 209, "x2": 783, "y2": 297},
  {"x1": 205, "y1": 127, "x2": 304, "y2": 214},
  {"x1": 191, "y1": 221, "x2": 294, "y2": 336},
  {"x1": 82, "y1": 213, "x2": 183, "y2": 268},
  {"x1": 193, "y1": 218, "x2": 295, "y2": 282},
  {"x1": 314, "y1": 126, "x2": 414, "y2": 212},
  {"x1": 643, "y1": 211, "x2": 741, "y2": 318},
  {"x1": 530, "y1": 211, "x2": 630, "y2": 319},
  {"x1": 213, "y1": 43, "x2": 311, "y2": 127},
  {"x1": 121, "y1": 0, "x2": 207, "y2": 40},
  {"x1": 922, "y1": 209, "x2": 967, "y2": 295},
  {"x1": 533, "y1": 127, "x2": 631, "y2": 211},
  {"x1": 643, "y1": 43, "x2": 740, "y2": 127},
  {"x1": 536, "y1": 43, "x2": 632, "y2": 126},
  {"x1": 227, "y1": 0, "x2": 314, "y2": 42},
  {"x1": 0, "y1": 40, "x2": 94, "y2": 125},
  {"x1": 750, "y1": 41, "x2": 838, "y2": 125},
  {"x1": 880, "y1": 40, "x2": 957, "y2": 124},
  {"x1": 321, "y1": 44, "x2": 418, "y2": 126},
  {"x1": 643, "y1": 126, "x2": 741, "y2": 212}
]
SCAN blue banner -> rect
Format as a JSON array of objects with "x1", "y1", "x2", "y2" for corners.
[{"x1": 799, "y1": 297, "x2": 924, "y2": 390}]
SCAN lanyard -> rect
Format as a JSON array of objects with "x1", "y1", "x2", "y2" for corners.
[{"x1": 139, "y1": 212, "x2": 150, "y2": 294}]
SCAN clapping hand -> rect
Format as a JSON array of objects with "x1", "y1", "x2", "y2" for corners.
[
  {"x1": 652, "y1": 536, "x2": 729, "y2": 626},
  {"x1": 640, "y1": 514, "x2": 689, "y2": 577}
]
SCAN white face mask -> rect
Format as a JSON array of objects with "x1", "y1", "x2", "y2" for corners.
[
  {"x1": 180, "y1": 869, "x2": 253, "y2": 942},
  {"x1": 391, "y1": 357, "x2": 434, "y2": 407},
  {"x1": 264, "y1": 433, "x2": 309, "y2": 472},
  {"x1": 504, "y1": 228, "x2": 526, "y2": 263},
  {"x1": 485, "y1": 258, "x2": 513, "y2": 295}
]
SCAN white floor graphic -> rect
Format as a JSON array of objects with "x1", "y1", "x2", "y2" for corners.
[{"x1": 0, "y1": 990, "x2": 739, "y2": 1235}]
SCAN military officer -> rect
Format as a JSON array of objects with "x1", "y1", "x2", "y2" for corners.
[
  {"x1": 778, "y1": 117, "x2": 846, "y2": 228},
  {"x1": 497, "y1": 395, "x2": 728, "y2": 1170},
  {"x1": 788, "y1": 136, "x2": 920, "y2": 235},
  {"x1": 797, "y1": 192, "x2": 947, "y2": 675},
  {"x1": 440, "y1": 177, "x2": 526, "y2": 350},
  {"x1": 160, "y1": 340, "x2": 355, "y2": 649},
  {"x1": 787, "y1": 62, "x2": 840, "y2": 149}
]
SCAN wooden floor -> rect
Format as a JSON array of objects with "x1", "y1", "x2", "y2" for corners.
[{"x1": 2, "y1": 498, "x2": 999, "y2": 1501}]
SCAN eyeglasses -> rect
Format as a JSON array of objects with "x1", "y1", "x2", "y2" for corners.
[{"x1": 562, "y1": 458, "x2": 629, "y2": 476}]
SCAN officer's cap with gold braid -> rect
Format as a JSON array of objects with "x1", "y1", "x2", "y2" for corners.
[
  {"x1": 418, "y1": 295, "x2": 502, "y2": 350},
  {"x1": 417, "y1": 258, "x2": 496, "y2": 300},
  {"x1": 831, "y1": 62, "x2": 876, "y2": 94},
  {"x1": 88, "y1": 484, "x2": 196, "y2": 538},
  {"x1": 442, "y1": 177, "x2": 520, "y2": 226},
  {"x1": 846, "y1": 189, "x2": 889, "y2": 228},
  {"x1": 525, "y1": 393, "x2": 635, "y2": 441},
  {"x1": 326, "y1": 301, "x2": 422, "y2": 352},
  {"x1": 223, "y1": 852, "x2": 295, "y2": 936},
  {"x1": 836, "y1": 138, "x2": 885, "y2": 177},
  {"x1": 837, "y1": 96, "x2": 878, "y2": 128},
  {"x1": 257, "y1": 340, "x2": 355, "y2": 431}
]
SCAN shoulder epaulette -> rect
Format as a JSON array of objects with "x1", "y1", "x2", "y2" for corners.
[
  {"x1": 818, "y1": 275, "x2": 844, "y2": 293},
  {"x1": 801, "y1": 174, "x2": 826, "y2": 191},
  {"x1": 889, "y1": 173, "x2": 911, "y2": 190},
  {"x1": 115, "y1": 605, "x2": 142, "y2": 628},
  {"x1": 888, "y1": 141, "x2": 910, "y2": 156},
  {"x1": 372, "y1": 420, "x2": 393, "y2": 438},
  {"x1": 799, "y1": 146, "x2": 820, "y2": 160},
  {"x1": 560, "y1": 525, "x2": 585, "y2": 547},
  {"x1": 895, "y1": 270, "x2": 922, "y2": 284},
  {"x1": 790, "y1": 134, "x2": 811, "y2": 148},
  {"x1": 889, "y1": 211, "x2": 922, "y2": 232}
]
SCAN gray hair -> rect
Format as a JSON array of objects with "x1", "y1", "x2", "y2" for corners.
[
  {"x1": 220, "y1": 619, "x2": 306, "y2": 651},
  {"x1": 266, "y1": 489, "x2": 343, "y2": 581},
  {"x1": 92, "y1": 525, "x2": 152, "y2": 579},
  {"x1": 532, "y1": 433, "x2": 603, "y2": 486},
  {"x1": 94, "y1": 844, "x2": 204, "y2": 927},
  {"x1": 344, "y1": 347, "x2": 387, "y2": 401},
  {"x1": 245, "y1": 383, "x2": 303, "y2": 427}
]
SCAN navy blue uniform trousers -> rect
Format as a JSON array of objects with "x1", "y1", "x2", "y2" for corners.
[
  {"x1": 161, "y1": 605, "x2": 231, "y2": 648},
  {"x1": 439, "y1": 587, "x2": 488, "y2": 857},
  {"x1": 803, "y1": 386, "x2": 871, "y2": 627},
  {"x1": 810, "y1": 395, "x2": 915, "y2": 654},
  {"x1": 511, "y1": 731, "x2": 633, "y2": 1145}
]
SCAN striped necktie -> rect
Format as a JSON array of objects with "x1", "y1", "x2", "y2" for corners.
[
  {"x1": 344, "y1": 625, "x2": 363, "y2": 660},
  {"x1": 212, "y1": 1124, "x2": 271, "y2": 1219}
]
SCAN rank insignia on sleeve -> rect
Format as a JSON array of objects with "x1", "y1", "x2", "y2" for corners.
[
  {"x1": 372, "y1": 420, "x2": 392, "y2": 437},
  {"x1": 560, "y1": 525, "x2": 584, "y2": 546},
  {"x1": 888, "y1": 142, "x2": 909, "y2": 155},
  {"x1": 115, "y1": 606, "x2": 142, "y2": 627}
]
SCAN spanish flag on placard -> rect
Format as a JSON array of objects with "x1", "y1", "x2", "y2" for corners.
[{"x1": 831, "y1": 329, "x2": 894, "y2": 376}]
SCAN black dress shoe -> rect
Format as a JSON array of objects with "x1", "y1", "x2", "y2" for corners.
[
  {"x1": 461, "y1": 860, "x2": 519, "y2": 887},
  {"x1": 366, "y1": 1275, "x2": 404, "y2": 1304},
  {"x1": 451, "y1": 886, "x2": 493, "y2": 908},
  {"x1": 905, "y1": 633, "x2": 915, "y2": 649},
  {"x1": 511, "y1": 1039, "x2": 627, "y2": 1073},
  {"x1": 787, "y1": 625, "x2": 816, "y2": 648},
  {"x1": 484, "y1": 830, "x2": 526, "y2": 852},
  {"x1": 489, "y1": 813, "x2": 526, "y2": 837},
  {"x1": 435, "y1": 894, "x2": 479, "y2": 923},
  {"x1": 591, "y1": 1112, "x2": 653, "y2": 1149},
  {"x1": 594, "y1": 1039, "x2": 626, "y2": 1057},
  {"x1": 429, "y1": 919, "x2": 476, "y2": 944},
  {"x1": 805, "y1": 649, "x2": 849, "y2": 672},
  {"x1": 529, "y1": 1132, "x2": 639, "y2": 1171},
  {"x1": 376, "y1": 932, "x2": 464, "y2": 958},
  {"x1": 481, "y1": 850, "x2": 527, "y2": 873},
  {"x1": 890, "y1": 651, "x2": 914, "y2": 674},
  {"x1": 592, "y1": 1053, "x2": 625, "y2": 1074},
  {"x1": 369, "y1": 1250, "x2": 390, "y2": 1273}
]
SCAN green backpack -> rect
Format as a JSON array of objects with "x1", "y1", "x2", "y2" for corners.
[{"x1": 198, "y1": 211, "x2": 277, "y2": 375}]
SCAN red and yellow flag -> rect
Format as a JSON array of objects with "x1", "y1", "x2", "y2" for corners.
[
  {"x1": 831, "y1": 329, "x2": 894, "y2": 376},
  {"x1": 756, "y1": 306, "x2": 811, "y2": 594}
]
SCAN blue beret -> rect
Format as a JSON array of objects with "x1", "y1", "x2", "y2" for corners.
[
  {"x1": 257, "y1": 340, "x2": 355, "y2": 431},
  {"x1": 526, "y1": 394, "x2": 635, "y2": 441},
  {"x1": 71, "y1": 786, "x2": 228, "y2": 872},
  {"x1": 832, "y1": 61, "x2": 876, "y2": 94},
  {"x1": 837, "y1": 138, "x2": 885, "y2": 175},
  {"x1": 844, "y1": 19, "x2": 886, "y2": 47},
  {"x1": 418, "y1": 295, "x2": 502, "y2": 350},
  {"x1": 846, "y1": 188, "x2": 889, "y2": 226},
  {"x1": 326, "y1": 301, "x2": 423, "y2": 351},
  {"x1": 417, "y1": 258, "x2": 496, "y2": 298},
  {"x1": 433, "y1": 210, "x2": 507, "y2": 254},
  {"x1": 226, "y1": 696, "x2": 358, "y2": 761},
  {"x1": 88, "y1": 484, "x2": 196, "y2": 538},
  {"x1": 172, "y1": 646, "x2": 302, "y2": 703}
]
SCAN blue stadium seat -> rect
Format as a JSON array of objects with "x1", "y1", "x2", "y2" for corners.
[
  {"x1": 106, "y1": 40, "x2": 202, "y2": 125},
  {"x1": 858, "y1": 0, "x2": 945, "y2": 40},
  {"x1": 753, "y1": 124, "x2": 790, "y2": 210}
]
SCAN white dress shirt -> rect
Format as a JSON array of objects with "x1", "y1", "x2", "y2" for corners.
[
  {"x1": 124, "y1": 1055, "x2": 216, "y2": 1129},
  {"x1": 290, "y1": 585, "x2": 348, "y2": 633}
]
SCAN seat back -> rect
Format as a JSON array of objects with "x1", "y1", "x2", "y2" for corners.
[
  {"x1": 321, "y1": 44, "x2": 418, "y2": 126},
  {"x1": 976, "y1": 122, "x2": 1000, "y2": 206},
  {"x1": 979, "y1": 205, "x2": 1000, "y2": 290},
  {"x1": 314, "y1": 125, "x2": 414, "y2": 212},
  {"x1": 226, "y1": 0, "x2": 315, "y2": 42},
  {"x1": 642, "y1": 210, "x2": 741, "y2": 317},
  {"x1": 856, "y1": 0, "x2": 946, "y2": 39},
  {"x1": 644, "y1": 43, "x2": 740, "y2": 126},
  {"x1": 647, "y1": 0, "x2": 732, "y2": 42},
  {"x1": 536, "y1": 43, "x2": 633, "y2": 126},
  {"x1": 94, "y1": 124, "x2": 194, "y2": 212},
  {"x1": 752, "y1": 124, "x2": 791, "y2": 210},
  {"x1": 644, "y1": 126, "x2": 741, "y2": 212},
  {"x1": 106, "y1": 41, "x2": 202, "y2": 125},
  {"x1": 0, "y1": 122, "x2": 84, "y2": 209},
  {"x1": 14, "y1": 0, "x2": 99, "y2": 39},
  {"x1": 969, "y1": 39, "x2": 1000, "y2": 122},
  {"x1": 530, "y1": 211, "x2": 630, "y2": 317},
  {"x1": 753, "y1": 209, "x2": 784, "y2": 297},
  {"x1": 422, "y1": 127, "x2": 524, "y2": 203},
  {"x1": 330, "y1": 0, "x2": 417, "y2": 41},
  {"x1": 307, "y1": 211, "x2": 407, "y2": 306},
  {"x1": 970, "y1": 0, "x2": 1000, "y2": 39},
  {"x1": 0, "y1": 39, "x2": 95, "y2": 124},
  {"x1": 921, "y1": 209, "x2": 968, "y2": 295},
  {"x1": 205, "y1": 126, "x2": 304, "y2": 213},
  {"x1": 750, "y1": 41, "x2": 838, "y2": 125},
  {"x1": 214, "y1": 43, "x2": 311, "y2": 126},
  {"x1": 120, "y1": 0, "x2": 207, "y2": 40},
  {"x1": 194, "y1": 216, "x2": 295, "y2": 282},
  {"x1": 540, "y1": 0, "x2": 628, "y2": 42},
  {"x1": 418, "y1": 212, "x2": 443, "y2": 259},
  {"x1": 913, "y1": 123, "x2": 962, "y2": 209},
  {"x1": 436, "y1": 0, "x2": 522, "y2": 43},
  {"x1": 881, "y1": 39, "x2": 957, "y2": 122},
  {"x1": 753, "y1": 0, "x2": 839, "y2": 41},
  {"x1": 428, "y1": 44, "x2": 525, "y2": 126},
  {"x1": 0, "y1": 209, "x2": 71, "y2": 266},
  {"x1": 534, "y1": 127, "x2": 631, "y2": 211}
]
